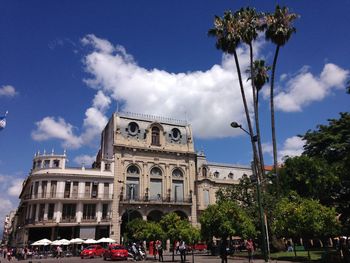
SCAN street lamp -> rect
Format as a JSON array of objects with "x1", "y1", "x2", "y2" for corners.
[{"x1": 231, "y1": 122, "x2": 269, "y2": 262}]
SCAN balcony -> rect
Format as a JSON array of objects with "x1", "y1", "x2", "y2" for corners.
[
  {"x1": 23, "y1": 192, "x2": 113, "y2": 201},
  {"x1": 119, "y1": 195, "x2": 192, "y2": 205},
  {"x1": 81, "y1": 217, "x2": 97, "y2": 223},
  {"x1": 61, "y1": 217, "x2": 76, "y2": 223}
]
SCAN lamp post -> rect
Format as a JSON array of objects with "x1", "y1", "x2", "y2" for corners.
[{"x1": 231, "y1": 122, "x2": 269, "y2": 262}]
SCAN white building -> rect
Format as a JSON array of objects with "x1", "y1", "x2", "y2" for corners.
[{"x1": 11, "y1": 112, "x2": 252, "y2": 246}]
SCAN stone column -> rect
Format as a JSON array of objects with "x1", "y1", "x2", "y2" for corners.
[{"x1": 110, "y1": 152, "x2": 122, "y2": 242}]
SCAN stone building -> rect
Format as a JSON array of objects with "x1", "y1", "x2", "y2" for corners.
[{"x1": 11, "y1": 112, "x2": 252, "y2": 246}]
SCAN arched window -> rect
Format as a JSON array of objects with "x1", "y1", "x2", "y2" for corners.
[
  {"x1": 151, "y1": 126, "x2": 160, "y2": 145},
  {"x1": 228, "y1": 172, "x2": 234, "y2": 179},
  {"x1": 172, "y1": 168, "x2": 183, "y2": 177},
  {"x1": 127, "y1": 165, "x2": 140, "y2": 175},
  {"x1": 202, "y1": 167, "x2": 207, "y2": 178},
  {"x1": 150, "y1": 167, "x2": 162, "y2": 176},
  {"x1": 213, "y1": 171, "x2": 219, "y2": 178}
]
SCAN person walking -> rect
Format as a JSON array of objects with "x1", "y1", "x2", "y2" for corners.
[
  {"x1": 246, "y1": 239, "x2": 255, "y2": 263},
  {"x1": 157, "y1": 241, "x2": 163, "y2": 262},
  {"x1": 179, "y1": 240, "x2": 186, "y2": 263},
  {"x1": 220, "y1": 240, "x2": 228, "y2": 263}
]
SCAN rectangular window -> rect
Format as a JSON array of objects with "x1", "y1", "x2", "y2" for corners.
[
  {"x1": 105, "y1": 163, "x2": 111, "y2": 171},
  {"x1": 53, "y1": 160, "x2": 60, "y2": 168},
  {"x1": 62, "y1": 204, "x2": 76, "y2": 220},
  {"x1": 102, "y1": 204, "x2": 108, "y2": 219},
  {"x1": 150, "y1": 179, "x2": 162, "y2": 200},
  {"x1": 126, "y1": 178, "x2": 139, "y2": 200},
  {"x1": 43, "y1": 160, "x2": 50, "y2": 168},
  {"x1": 41, "y1": 181, "x2": 47, "y2": 198},
  {"x1": 91, "y1": 182, "x2": 98, "y2": 198},
  {"x1": 85, "y1": 182, "x2": 91, "y2": 198},
  {"x1": 83, "y1": 204, "x2": 96, "y2": 220},
  {"x1": 64, "y1": 181, "x2": 71, "y2": 198},
  {"x1": 172, "y1": 180, "x2": 184, "y2": 202},
  {"x1": 50, "y1": 181, "x2": 57, "y2": 198},
  {"x1": 72, "y1": 182, "x2": 79, "y2": 198},
  {"x1": 31, "y1": 204, "x2": 37, "y2": 221},
  {"x1": 34, "y1": 182, "x2": 39, "y2": 198},
  {"x1": 204, "y1": 189, "x2": 210, "y2": 206},
  {"x1": 103, "y1": 183, "x2": 109, "y2": 198},
  {"x1": 38, "y1": 204, "x2": 45, "y2": 221},
  {"x1": 36, "y1": 160, "x2": 42, "y2": 168},
  {"x1": 48, "y1": 203, "x2": 55, "y2": 220}
]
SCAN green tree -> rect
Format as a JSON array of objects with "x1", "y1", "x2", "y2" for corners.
[
  {"x1": 273, "y1": 192, "x2": 340, "y2": 259},
  {"x1": 265, "y1": 6, "x2": 298, "y2": 182},
  {"x1": 200, "y1": 200, "x2": 256, "y2": 241}
]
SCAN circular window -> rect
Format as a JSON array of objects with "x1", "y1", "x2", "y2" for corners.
[
  {"x1": 127, "y1": 165, "x2": 140, "y2": 175},
  {"x1": 228, "y1": 172, "x2": 234, "y2": 179},
  {"x1": 172, "y1": 168, "x2": 183, "y2": 177},
  {"x1": 171, "y1": 128, "x2": 181, "y2": 141},
  {"x1": 213, "y1": 171, "x2": 220, "y2": 178},
  {"x1": 128, "y1": 122, "x2": 139, "y2": 136},
  {"x1": 150, "y1": 167, "x2": 162, "y2": 176}
]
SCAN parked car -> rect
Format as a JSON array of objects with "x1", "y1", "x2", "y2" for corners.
[
  {"x1": 103, "y1": 244, "x2": 129, "y2": 261},
  {"x1": 80, "y1": 245, "x2": 105, "y2": 258},
  {"x1": 194, "y1": 243, "x2": 208, "y2": 251}
]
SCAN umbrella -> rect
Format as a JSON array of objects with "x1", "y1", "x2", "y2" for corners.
[
  {"x1": 83, "y1": 239, "x2": 97, "y2": 244},
  {"x1": 97, "y1": 237, "x2": 116, "y2": 243},
  {"x1": 70, "y1": 238, "x2": 84, "y2": 244},
  {"x1": 31, "y1": 238, "x2": 52, "y2": 246},
  {"x1": 59, "y1": 239, "x2": 70, "y2": 245},
  {"x1": 51, "y1": 240, "x2": 62, "y2": 246}
]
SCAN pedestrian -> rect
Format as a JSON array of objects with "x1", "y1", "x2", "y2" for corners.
[
  {"x1": 157, "y1": 240, "x2": 163, "y2": 262},
  {"x1": 56, "y1": 245, "x2": 62, "y2": 258},
  {"x1": 220, "y1": 240, "x2": 228, "y2": 263},
  {"x1": 246, "y1": 239, "x2": 254, "y2": 263},
  {"x1": 153, "y1": 240, "x2": 157, "y2": 259},
  {"x1": 179, "y1": 240, "x2": 186, "y2": 263}
]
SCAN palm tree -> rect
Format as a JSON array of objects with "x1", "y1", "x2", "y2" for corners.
[
  {"x1": 208, "y1": 11, "x2": 259, "y2": 170},
  {"x1": 236, "y1": 7, "x2": 267, "y2": 180},
  {"x1": 265, "y1": 6, "x2": 298, "y2": 182}
]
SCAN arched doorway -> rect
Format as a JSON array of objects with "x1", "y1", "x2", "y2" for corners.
[
  {"x1": 120, "y1": 209, "x2": 143, "y2": 241},
  {"x1": 174, "y1": 210, "x2": 188, "y2": 220},
  {"x1": 147, "y1": 210, "x2": 164, "y2": 222}
]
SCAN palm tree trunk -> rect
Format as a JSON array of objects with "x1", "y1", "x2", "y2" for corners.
[
  {"x1": 270, "y1": 45, "x2": 280, "y2": 188},
  {"x1": 232, "y1": 50, "x2": 260, "y2": 175},
  {"x1": 249, "y1": 43, "x2": 266, "y2": 184}
]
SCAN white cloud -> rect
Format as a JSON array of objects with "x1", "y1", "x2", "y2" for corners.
[
  {"x1": 0, "y1": 85, "x2": 18, "y2": 97},
  {"x1": 275, "y1": 63, "x2": 349, "y2": 112},
  {"x1": 262, "y1": 142, "x2": 273, "y2": 155},
  {"x1": 93, "y1": 91, "x2": 111, "y2": 111},
  {"x1": 74, "y1": 155, "x2": 96, "y2": 167},
  {"x1": 82, "y1": 34, "x2": 256, "y2": 138},
  {"x1": 279, "y1": 136, "x2": 305, "y2": 160},
  {"x1": 8, "y1": 179, "x2": 24, "y2": 196},
  {"x1": 31, "y1": 117, "x2": 82, "y2": 149}
]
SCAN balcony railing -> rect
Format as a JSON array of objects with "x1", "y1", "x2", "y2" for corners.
[
  {"x1": 23, "y1": 192, "x2": 113, "y2": 200},
  {"x1": 61, "y1": 217, "x2": 76, "y2": 223},
  {"x1": 119, "y1": 194, "x2": 192, "y2": 204}
]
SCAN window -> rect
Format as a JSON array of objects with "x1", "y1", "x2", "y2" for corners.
[
  {"x1": 53, "y1": 160, "x2": 60, "y2": 168},
  {"x1": 126, "y1": 178, "x2": 139, "y2": 200},
  {"x1": 43, "y1": 160, "x2": 50, "y2": 168},
  {"x1": 31, "y1": 205, "x2": 37, "y2": 221},
  {"x1": 34, "y1": 182, "x2": 39, "y2": 198},
  {"x1": 127, "y1": 122, "x2": 139, "y2": 136},
  {"x1": 204, "y1": 190, "x2": 210, "y2": 206},
  {"x1": 172, "y1": 168, "x2": 183, "y2": 178},
  {"x1": 171, "y1": 128, "x2": 181, "y2": 141},
  {"x1": 105, "y1": 163, "x2": 111, "y2": 171},
  {"x1": 62, "y1": 204, "x2": 76, "y2": 220},
  {"x1": 228, "y1": 172, "x2": 234, "y2": 179},
  {"x1": 48, "y1": 203, "x2": 55, "y2": 220},
  {"x1": 36, "y1": 160, "x2": 42, "y2": 169},
  {"x1": 91, "y1": 182, "x2": 98, "y2": 198},
  {"x1": 38, "y1": 204, "x2": 45, "y2": 221},
  {"x1": 50, "y1": 181, "x2": 57, "y2": 198},
  {"x1": 85, "y1": 182, "x2": 91, "y2": 198},
  {"x1": 213, "y1": 171, "x2": 220, "y2": 178},
  {"x1": 103, "y1": 183, "x2": 109, "y2": 198},
  {"x1": 150, "y1": 167, "x2": 162, "y2": 177},
  {"x1": 41, "y1": 181, "x2": 47, "y2": 198},
  {"x1": 151, "y1": 126, "x2": 160, "y2": 145},
  {"x1": 83, "y1": 204, "x2": 96, "y2": 220},
  {"x1": 72, "y1": 182, "x2": 78, "y2": 198},
  {"x1": 150, "y1": 179, "x2": 162, "y2": 200},
  {"x1": 64, "y1": 181, "x2": 71, "y2": 198},
  {"x1": 172, "y1": 181, "x2": 184, "y2": 202},
  {"x1": 202, "y1": 167, "x2": 207, "y2": 178},
  {"x1": 102, "y1": 204, "x2": 108, "y2": 219},
  {"x1": 127, "y1": 165, "x2": 140, "y2": 175}
]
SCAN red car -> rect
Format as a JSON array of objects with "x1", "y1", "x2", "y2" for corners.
[
  {"x1": 103, "y1": 244, "x2": 129, "y2": 261},
  {"x1": 80, "y1": 245, "x2": 105, "y2": 258},
  {"x1": 194, "y1": 243, "x2": 208, "y2": 251}
]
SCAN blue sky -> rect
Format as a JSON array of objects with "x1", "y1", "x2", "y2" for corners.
[{"x1": 0, "y1": 0, "x2": 349, "y2": 227}]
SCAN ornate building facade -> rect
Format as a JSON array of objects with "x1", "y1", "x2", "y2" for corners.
[{"x1": 9, "y1": 112, "x2": 252, "y2": 246}]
